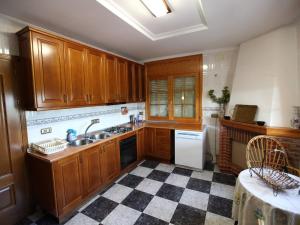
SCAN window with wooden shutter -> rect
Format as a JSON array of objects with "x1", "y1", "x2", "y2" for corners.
[
  {"x1": 149, "y1": 79, "x2": 169, "y2": 118},
  {"x1": 173, "y1": 76, "x2": 196, "y2": 118}
]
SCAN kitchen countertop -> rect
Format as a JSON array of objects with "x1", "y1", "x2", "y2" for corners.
[{"x1": 27, "y1": 121, "x2": 203, "y2": 163}]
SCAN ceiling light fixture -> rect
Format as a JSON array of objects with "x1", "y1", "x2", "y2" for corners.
[{"x1": 140, "y1": 0, "x2": 171, "y2": 18}]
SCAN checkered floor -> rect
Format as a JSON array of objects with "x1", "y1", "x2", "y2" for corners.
[{"x1": 18, "y1": 160, "x2": 237, "y2": 225}]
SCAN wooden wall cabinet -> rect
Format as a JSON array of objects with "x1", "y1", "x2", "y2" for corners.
[
  {"x1": 86, "y1": 49, "x2": 106, "y2": 105},
  {"x1": 64, "y1": 42, "x2": 88, "y2": 106},
  {"x1": 127, "y1": 62, "x2": 145, "y2": 102},
  {"x1": 17, "y1": 26, "x2": 145, "y2": 110}
]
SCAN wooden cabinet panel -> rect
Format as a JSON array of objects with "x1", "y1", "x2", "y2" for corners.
[
  {"x1": 144, "y1": 128, "x2": 155, "y2": 156},
  {"x1": 64, "y1": 42, "x2": 88, "y2": 106},
  {"x1": 105, "y1": 55, "x2": 118, "y2": 103},
  {"x1": 53, "y1": 154, "x2": 82, "y2": 215},
  {"x1": 144, "y1": 128, "x2": 171, "y2": 161},
  {"x1": 81, "y1": 145, "x2": 102, "y2": 196},
  {"x1": 117, "y1": 58, "x2": 128, "y2": 102},
  {"x1": 87, "y1": 49, "x2": 106, "y2": 105},
  {"x1": 100, "y1": 140, "x2": 120, "y2": 184},
  {"x1": 31, "y1": 32, "x2": 66, "y2": 108},
  {"x1": 127, "y1": 62, "x2": 135, "y2": 102},
  {"x1": 137, "y1": 129, "x2": 145, "y2": 160}
]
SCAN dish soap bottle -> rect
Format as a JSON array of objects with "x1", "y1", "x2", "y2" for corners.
[{"x1": 66, "y1": 129, "x2": 77, "y2": 143}]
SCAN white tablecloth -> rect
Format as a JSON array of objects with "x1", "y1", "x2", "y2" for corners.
[{"x1": 232, "y1": 169, "x2": 300, "y2": 225}]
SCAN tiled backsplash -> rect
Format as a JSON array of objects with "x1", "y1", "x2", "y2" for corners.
[{"x1": 26, "y1": 103, "x2": 145, "y2": 143}]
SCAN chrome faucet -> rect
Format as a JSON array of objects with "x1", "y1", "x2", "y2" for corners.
[{"x1": 84, "y1": 119, "x2": 100, "y2": 139}]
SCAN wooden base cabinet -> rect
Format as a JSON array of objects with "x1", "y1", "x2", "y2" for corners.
[
  {"x1": 27, "y1": 139, "x2": 120, "y2": 222},
  {"x1": 137, "y1": 129, "x2": 145, "y2": 160},
  {"x1": 144, "y1": 128, "x2": 172, "y2": 161}
]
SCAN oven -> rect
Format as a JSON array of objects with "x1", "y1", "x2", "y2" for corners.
[{"x1": 119, "y1": 135, "x2": 137, "y2": 169}]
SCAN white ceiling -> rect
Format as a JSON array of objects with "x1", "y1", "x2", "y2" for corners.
[
  {"x1": 0, "y1": 0, "x2": 299, "y2": 61},
  {"x1": 96, "y1": 0, "x2": 207, "y2": 40}
]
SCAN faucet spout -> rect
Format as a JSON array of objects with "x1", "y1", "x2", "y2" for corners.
[{"x1": 84, "y1": 119, "x2": 100, "y2": 139}]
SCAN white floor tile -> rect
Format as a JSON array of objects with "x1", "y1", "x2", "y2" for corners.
[
  {"x1": 165, "y1": 173, "x2": 189, "y2": 188},
  {"x1": 144, "y1": 196, "x2": 178, "y2": 222},
  {"x1": 136, "y1": 178, "x2": 163, "y2": 195},
  {"x1": 210, "y1": 182, "x2": 234, "y2": 200},
  {"x1": 204, "y1": 212, "x2": 235, "y2": 225},
  {"x1": 191, "y1": 170, "x2": 213, "y2": 181},
  {"x1": 155, "y1": 163, "x2": 175, "y2": 173},
  {"x1": 130, "y1": 166, "x2": 153, "y2": 177},
  {"x1": 102, "y1": 204, "x2": 141, "y2": 225},
  {"x1": 102, "y1": 184, "x2": 133, "y2": 203},
  {"x1": 179, "y1": 189, "x2": 209, "y2": 211},
  {"x1": 65, "y1": 213, "x2": 99, "y2": 225}
]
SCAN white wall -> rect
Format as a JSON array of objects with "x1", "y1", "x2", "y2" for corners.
[
  {"x1": 229, "y1": 22, "x2": 300, "y2": 126},
  {"x1": 26, "y1": 103, "x2": 145, "y2": 143},
  {"x1": 202, "y1": 49, "x2": 239, "y2": 161},
  {"x1": 0, "y1": 14, "x2": 25, "y2": 55}
]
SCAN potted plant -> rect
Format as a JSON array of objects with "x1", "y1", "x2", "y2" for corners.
[{"x1": 208, "y1": 86, "x2": 230, "y2": 117}]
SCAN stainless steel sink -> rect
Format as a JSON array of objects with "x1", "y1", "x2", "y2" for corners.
[
  {"x1": 90, "y1": 132, "x2": 111, "y2": 140},
  {"x1": 71, "y1": 139, "x2": 94, "y2": 146}
]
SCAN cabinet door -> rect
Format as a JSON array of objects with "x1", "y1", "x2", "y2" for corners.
[
  {"x1": 154, "y1": 128, "x2": 171, "y2": 161},
  {"x1": 54, "y1": 155, "x2": 82, "y2": 215},
  {"x1": 137, "y1": 129, "x2": 145, "y2": 161},
  {"x1": 140, "y1": 66, "x2": 146, "y2": 102},
  {"x1": 32, "y1": 32, "x2": 66, "y2": 108},
  {"x1": 87, "y1": 50, "x2": 106, "y2": 105},
  {"x1": 100, "y1": 140, "x2": 120, "y2": 184},
  {"x1": 64, "y1": 42, "x2": 88, "y2": 106},
  {"x1": 81, "y1": 146, "x2": 102, "y2": 196},
  {"x1": 127, "y1": 62, "x2": 135, "y2": 102},
  {"x1": 144, "y1": 128, "x2": 155, "y2": 157},
  {"x1": 117, "y1": 58, "x2": 128, "y2": 102},
  {"x1": 134, "y1": 64, "x2": 140, "y2": 102},
  {"x1": 0, "y1": 56, "x2": 30, "y2": 224},
  {"x1": 105, "y1": 55, "x2": 118, "y2": 103}
]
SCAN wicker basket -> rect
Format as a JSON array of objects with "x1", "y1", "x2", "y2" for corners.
[
  {"x1": 246, "y1": 135, "x2": 300, "y2": 195},
  {"x1": 31, "y1": 138, "x2": 68, "y2": 155}
]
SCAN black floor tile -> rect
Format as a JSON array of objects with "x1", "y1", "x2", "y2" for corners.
[
  {"x1": 204, "y1": 161, "x2": 215, "y2": 171},
  {"x1": 186, "y1": 178, "x2": 211, "y2": 193},
  {"x1": 207, "y1": 195, "x2": 233, "y2": 218},
  {"x1": 118, "y1": 174, "x2": 144, "y2": 188},
  {"x1": 173, "y1": 167, "x2": 193, "y2": 177},
  {"x1": 213, "y1": 172, "x2": 236, "y2": 186},
  {"x1": 140, "y1": 160, "x2": 160, "y2": 169},
  {"x1": 134, "y1": 213, "x2": 168, "y2": 225},
  {"x1": 15, "y1": 218, "x2": 35, "y2": 225},
  {"x1": 156, "y1": 183, "x2": 184, "y2": 202},
  {"x1": 82, "y1": 196, "x2": 118, "y2": 222},
  {"x1": 147, "y1": 170, "x2": 170, "y2": 182},
  {"x1": 171, "y1": 204, "x2": 206, "y2": 225},
  {"x1": 122, "y1": 190, "x2": 153, "y2": 212},
  {"x1": 36, "y1": 214, "x2": 59, "y2": 225}
]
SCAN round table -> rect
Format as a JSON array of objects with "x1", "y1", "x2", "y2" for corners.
[{"x1": 232, "y1": 169, "x2": 300, "y2": 225}]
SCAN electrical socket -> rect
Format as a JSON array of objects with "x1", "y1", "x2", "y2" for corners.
[
  {"x1": 41, "y1": 127, "x2": 52, "y2": 134},
  {"x1": 91, "y1": 119, "x2": 100, "y2": 124}
]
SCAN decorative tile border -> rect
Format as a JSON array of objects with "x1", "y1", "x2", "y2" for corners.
[
  {"x1": 26, "y1": 104, "x2": 215, "y2": 127},
  {"x1": 26, "y1": 105, "x2": 145, "y2": 127}
]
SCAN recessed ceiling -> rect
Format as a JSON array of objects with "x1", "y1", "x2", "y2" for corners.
[
  {"x1": 0, "y1": 0, "x2": 299, "y2": 61},
  {"x1": 96, "y1": 0, "x2": 207, "y2": 40}
]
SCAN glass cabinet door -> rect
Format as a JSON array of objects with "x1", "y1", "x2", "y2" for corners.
[
  {"x1": 173, "y1": 76, "x2": 196, "y2": 118},
  {"x1": 149, "y1": 79, "x2": 168, "y2": 118}
]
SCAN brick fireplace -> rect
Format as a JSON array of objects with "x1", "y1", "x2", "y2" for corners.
[{"x1": 218, "y1": 119, "x2": 300, "y2": 175}]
